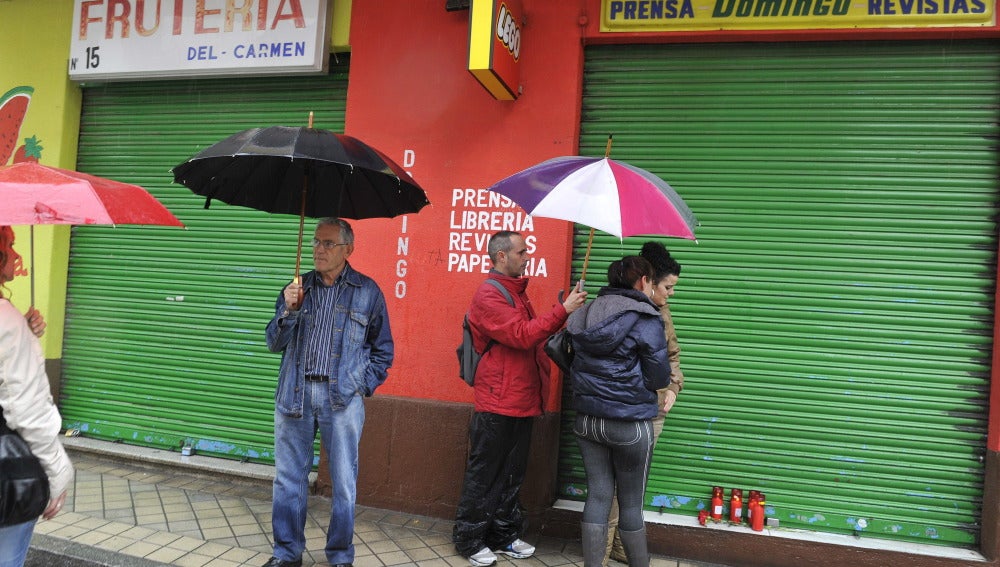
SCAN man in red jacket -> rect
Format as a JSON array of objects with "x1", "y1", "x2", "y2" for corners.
[{"x1": 453, "y1": 231, "x2": 588, "y2": 567}]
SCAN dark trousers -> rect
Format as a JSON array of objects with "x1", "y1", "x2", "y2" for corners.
[
  {"x1": 574, "y1": 413, "x2": 655, "y2": 531},
  {"x1": 453, "y1": 412, "x2": 534, "y2": 557}
]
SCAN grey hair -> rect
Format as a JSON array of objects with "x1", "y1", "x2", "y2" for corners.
[
  {"x1": 487, "y1": 231, "x2": 521, "y2": 263},
  {"x1": 316, "y1": 218, "x2": 354, "y2": 245}
]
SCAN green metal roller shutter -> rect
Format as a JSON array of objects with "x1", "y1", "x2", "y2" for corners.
[
  {"x1": 557, "y1": 40, "x2": 1000, "y2": 548},
  {"x1": 60, "y1": 58, "x2": 349, "y2": 463}
]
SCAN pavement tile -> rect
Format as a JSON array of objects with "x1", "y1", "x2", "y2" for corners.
[
  {"x1": 165, "y1": 535, "x2": 209, "y2": 551},
  {"x1": 171, "y1": 554, "x2": 216, "y2": 567},
  {"x1": 192, "y1": 540, "x2": 234, "y2": 557},
  {"x1": 218, "y1": 546, "x2": 260, "y2": 562},
  {"x1": 380, "y1": 550, "x2": 418, "y2": 566},
  {"x1": 145, "y1": 545, "x2": 190, "y2": 563},
  {"x1": 355, "y1": 554, "x2": 387, "y2": 567},
  {"x1": 405, "y1": 547, "x2": 441, "y2": 562},
  {"x1": 70, "y1": 530, "x2": 114, "y2": 546},
  {"x1": 120, "y1": 539, "x2": 161, "y2": 558},
  {"x1": 369, "y1": 539, "x2": 403, "y2": 554}
]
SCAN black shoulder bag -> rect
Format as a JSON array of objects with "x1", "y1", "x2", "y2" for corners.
[{"x1": 0, "y1": 409, "x2": 50, "y2": 526}]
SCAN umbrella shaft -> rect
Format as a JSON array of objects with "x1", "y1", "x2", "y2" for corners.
[
  {"x1": 295, "y1": 176, "x2": 308, "y2": 279},
  {"x1": 581, "y1": 227, "x2": 595, "y2": 281}
]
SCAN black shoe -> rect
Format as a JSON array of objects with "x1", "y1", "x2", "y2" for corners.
[
  {"x1": 262, "y1": 558, "x2": 302, "y2": 567},
  {"x1": 331, "y1": 564, "x2": 353, "y2": 567}
]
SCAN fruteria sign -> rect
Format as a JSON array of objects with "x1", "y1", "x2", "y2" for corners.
[
  {"x1": 69, "y1": 0, "x2": 332, "y2": 81},
  {"x1": 601, "y1": 0, "x2": 995, "y2": 31},
  {"x1": 468, "y1": 0, "x2": 522, "y2": 101}
]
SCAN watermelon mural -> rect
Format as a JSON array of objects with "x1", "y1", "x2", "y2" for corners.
[
  {"x1": 0, "y1": 85, "x2": 42, "y2": 165},
  {"x1": 1, "y1": 85, "x2": 39, "y2": 279}
]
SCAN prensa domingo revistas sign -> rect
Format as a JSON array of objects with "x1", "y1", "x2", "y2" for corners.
[{"x1": 68, "y1": 0, "x2": 332, "y2": 81}]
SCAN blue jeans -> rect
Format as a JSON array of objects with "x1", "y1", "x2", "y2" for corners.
[
  {"x1": 574, "y1": 414, "x2": 654, "y2": 531},
  {"x1": 0, "y1": 519, "x2": 36, "y2": 567},
  {"x1": 272, "y1": 382, "x2": 364, "y2": 564}
]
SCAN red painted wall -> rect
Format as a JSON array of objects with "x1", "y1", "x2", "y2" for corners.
[{"x1": 343, "y1": 1, "x2": 584, "y2": 409}]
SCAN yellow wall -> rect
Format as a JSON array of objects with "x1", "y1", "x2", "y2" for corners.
[
  {"x1": 331, "y1": 0, "x2": 352, "y2": 53},
  {"x1": 0, "y1": 0, "x2": 82, "y2": 357}
]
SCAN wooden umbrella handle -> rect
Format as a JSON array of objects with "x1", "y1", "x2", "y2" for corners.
[
  {"x1": 290, "y1": 110, "x2": 315, "y2": 310},
  {"x1": 580, "y1": 134, "x2": 613, "y2": 283},
  {"x1": 581, "y1": 227, "x2": 596, "y2": 281}
]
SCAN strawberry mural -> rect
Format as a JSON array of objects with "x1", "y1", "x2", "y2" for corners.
[
  {"x1": 13, "y1": 135, "x2": 42, "y2": 163},
  {"x1": 0, "y1": 85, "x2": 40, "y2": 165}
]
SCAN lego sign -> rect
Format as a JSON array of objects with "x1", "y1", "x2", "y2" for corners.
[
  {"x1": 68, "y1": 0, "x2": 332, "y2": 81},
  {"x1": 468, "y1": 0, "x2": 522, "y2": 100}
]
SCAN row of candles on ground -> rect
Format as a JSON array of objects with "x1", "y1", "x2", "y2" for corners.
[{"x1": 698, "y1": 486, "x2": 768, "y2": 531}]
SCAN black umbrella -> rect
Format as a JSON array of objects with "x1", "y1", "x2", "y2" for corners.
[{"x1": 172, "y1": 115, "x2": 430, "y2": 280}]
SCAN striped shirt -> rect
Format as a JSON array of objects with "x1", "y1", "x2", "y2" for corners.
[{"x1": 303, "y1": 275, "x2": 344, "y2": 377}]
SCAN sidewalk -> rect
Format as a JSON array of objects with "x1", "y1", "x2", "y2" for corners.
[{"x1": 29, "y1": 438, "x2": 730, "y2": 567}]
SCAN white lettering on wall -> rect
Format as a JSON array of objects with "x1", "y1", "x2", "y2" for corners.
[
  {"x1": 396, "y1": 213, "x2": 409, "y2": 298},
  {"x1": 446, "y1": 187, "x2": 547, "y2": 277}
]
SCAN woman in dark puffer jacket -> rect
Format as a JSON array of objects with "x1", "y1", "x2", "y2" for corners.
[{"x1": 566, "y1": 256, "x2": 671, "y2": 567}]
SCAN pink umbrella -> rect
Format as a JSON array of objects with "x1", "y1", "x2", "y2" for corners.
[
  {"x1": 488, "y1": 137, "x2": 698, "y2": 280},
  {"x1": 0, "y1": 162, "x2": 184, "y2": 226},
  {"x1": 0, "y1": 162, "x2": 184, "y2": 306}
]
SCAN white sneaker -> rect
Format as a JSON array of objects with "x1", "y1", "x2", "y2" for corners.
[
  {"x1": 496, "y1": 538, "x2": 535, "y2": 559},
  {"x1": 469, "y1": 546, "x2": 498, "y2": 567}
]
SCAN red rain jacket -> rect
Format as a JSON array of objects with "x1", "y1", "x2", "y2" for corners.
[{"x1": 468, "y1": 272, "x2": 569, "y2": 417}]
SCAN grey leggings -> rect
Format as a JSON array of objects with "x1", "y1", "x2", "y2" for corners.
[{"x1": 574, "y1": 414, "x2": 655, "y2": 531}]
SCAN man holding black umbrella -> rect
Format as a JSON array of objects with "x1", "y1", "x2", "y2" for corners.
[{"x1": 263, "y1": 218, "x2": 394, "y2": 567}]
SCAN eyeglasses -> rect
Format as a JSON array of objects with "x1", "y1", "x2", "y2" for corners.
[{"x1": 311, "y1": 238, "x2": 350, "y2": 250}]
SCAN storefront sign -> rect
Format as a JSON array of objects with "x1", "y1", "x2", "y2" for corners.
[
  {"x1": 69, "y1": 0, "x2": 332, "y2": 81},
  {"x1": 468, "y1": 0, "x2": 522, "y2": 100},
  {"x1": 601, "y1": 0, "x2": 994, "y2": 31}
]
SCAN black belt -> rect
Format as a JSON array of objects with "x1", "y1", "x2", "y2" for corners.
[{"x1": 305, "y1": 374, "x2": 329, "y2": 382}]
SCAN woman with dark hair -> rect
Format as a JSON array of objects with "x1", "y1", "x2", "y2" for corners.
[
  {"x1": 566, "y1": 256, "x2": 671, "y2": 567},
  {"x1": 603, "y1": 241, "x2": 685, "y2": 564},
  {"x1": 640, "y1": 240, "x2": 683, "y2": 421},
  {"x1": 0, "y1": 226, "x2": 74, "y2": 567}
]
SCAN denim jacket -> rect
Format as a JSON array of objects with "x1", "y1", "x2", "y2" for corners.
[{"x1": 265, "y1": 264, "x2": 394, "y2": 416}]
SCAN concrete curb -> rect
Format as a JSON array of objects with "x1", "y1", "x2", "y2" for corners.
[
  {"x1": 61, "y1": 436, "x2": 279, "y2": 484},
  {"x1": 28, "y1": 533, "x2": 173, "y2": 567}
]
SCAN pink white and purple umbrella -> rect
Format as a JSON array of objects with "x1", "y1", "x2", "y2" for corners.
[
  {"x1": 489, "y1": 152, "x2": 698, "y2": 281},
  {"x1": 488, "y1": 155, "x2": 698, "y2": 240}
]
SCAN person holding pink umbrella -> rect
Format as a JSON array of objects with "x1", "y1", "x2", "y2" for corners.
[{"x1": 0, "y1": 226, "x2": 74, "y2": 567}]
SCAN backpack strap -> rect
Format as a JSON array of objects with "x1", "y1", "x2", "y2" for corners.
[
  {"x1": 480, "y1": 278, "x2": 516, "y2": 356},
  {"x1": 484, "y1": 278, "x2": 515, "y2": 308}
]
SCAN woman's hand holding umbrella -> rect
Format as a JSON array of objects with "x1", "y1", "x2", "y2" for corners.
[{"x1": 24, "y1": 306, "x2": 45, "y2": 337}]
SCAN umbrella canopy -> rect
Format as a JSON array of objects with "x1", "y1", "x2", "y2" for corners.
[
  {"x1": 171, "y1": 126, "x2": 430, "y2": 219},
  {"x1": 488, "y1": 155, "x2": 697, "y2": 240},
  {"x1": 0, "y1": 161, "x2": 183, "y2": 307},
  {"x1": 171, "y1": 122, "x2": 431, "y2": 281},
  {"x1": 489, "y1": 146, "x2": 698, "y2": 282},
  {"x1": 0, "y1": 162, "x2": 184, "y2": 226}
]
